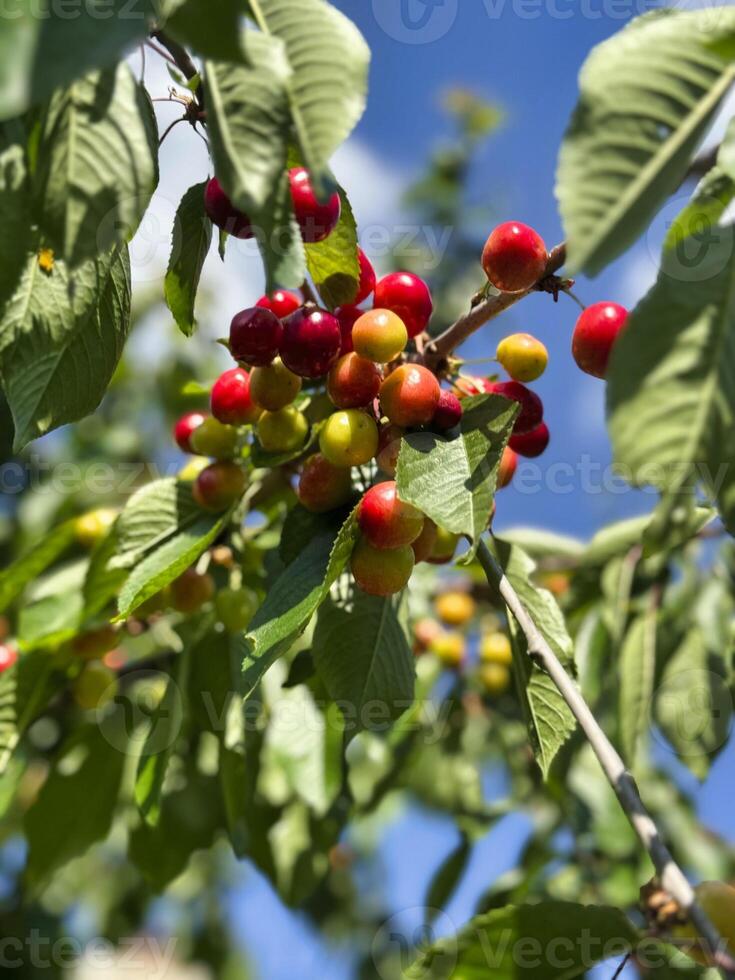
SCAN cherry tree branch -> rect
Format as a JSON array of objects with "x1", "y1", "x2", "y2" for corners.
[
  {"x1": 475, "y1": 538, "x2": 735, "y2": 980},
  {"x1": 149, "y1": 29, "x2": 205, "y2": 112},
  {"x1": 424, "y1": 243, "x2": 568, "y2": 373}
]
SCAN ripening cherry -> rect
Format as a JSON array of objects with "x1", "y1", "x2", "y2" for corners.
[
  {"x1": 335, "y1": 305, "x2": 361, "y2": 354},
  {"x1": 432, "y1": 390, "x2": 463, "y2": 432},
  {"x1": 413, "y1": 616, "x2": 443, "y2": 653},
  {"x1": 358, "y1": 481, "x2": 425, "y2": 550},
  {"x1": 73, "y1": 663, "x2": 118, "y2": 710},
  {"x1": 454, "y1": 375, "x2": 494, "y2": 399},
  {"x1": 171, "y1": 567, "x2": 215, "y2": 613},
  {"x1": 429, "y1": 631, "x2": 465, "y2": 669},
  {"x1": 74, "y1": 507, "x2": 118, "y2": 548},
  {"x1": 193, "y1": 461, "x2": 247, "y2": 511},
  {"x1": 189, "y1": 417, "x2": 238, "y2": 459},
  {"x1": 250, "y1": 358, "x2": 302, "y2": 412},
  {"x1": 280, "y1": 307, "x2": 342, "y2": 378},
  {"x1": 355, "y1": 248, "x2": 376, "y2": 304},
  {"x1": 481, "y1": 221, "x2": 547, "y2": 293},
  {"x1": 297, "y1": 453, "x2": 353, "y2": 513},
  {"x1": 352, "y1": 309, "x2": 408, "y2": 364},
  {"x1": 229, "y1": 307, "x2": 283, "y2": 367},
  {"x1": 497, "y1": 446, "x2": 518, "y2": 489},
  {"x1": 211, "y1": 368, "x2": 261, "y2": 426},
  {"x1": 480, "y1": 632, "x2": 512, "y2": 666},
  {"x1": 174, "y1": 411, "x2": 206, "y2": 453},
  {"x1": 0, "y1": 644, "x2": 17, "y2": 674},
  {"x1": 71, "y1": 626, "x2": 118, "y2": 661},
  {"x1": 572, "y1": 301, "x2": 628, "y2": 379},
  {"x1": 374, "y1": 272, "x2": 433, "y2": 338},
  {"x1": 327, "y1": 353, "x2": 381, "y2": 409},
  {"x1": 412, "y1": 517, "x2": 438, "y2": 562},
  {"x1": 434, "y1": 591, "x2": 475, "y2": 626},
  {"x1": 319, "y1": 409, "x2": 379, "y2": 468},
  {"x1": 427, "y1": 526, "x2": 459, "y2": 564},
  {"x1": 496, "y1": 333, "x2": 548, "y2": 383},
  {"x1": 351, "y1": 537, "x2": 415, "y2": 597},
  {"x1": 479, "y1": 663, "x2": 511, "y2": 697},
  {"x1": 376, "y1": 424, "x2": 404, "y2": 477},
  {"x1": 257, "y1": 406, "x2": 309, "y2": 454},
  {"x1": 215, "y1": 587, "x2": 258, "y2": 633},
  {"x1": 256, "y1": 289, "x2": 302, "y2": 319},
  {"x1": 204, "y1": 178, "x2": 254, "y2": 239},
  {"x1": 509, "y1": 421, "x2": 549, "y2": 458},
  {"x1": 380, "y1": 364, "x2": 441, "y2": 428},
  {"x1": 488, "y1": 381, "x2": 543, "y2": 434},
  {"x1": 289, "y1": 167, "x2": 341, "y2": 243}
]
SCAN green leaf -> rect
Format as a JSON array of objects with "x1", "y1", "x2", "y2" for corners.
[
  {"x1": 557, "y1": 9, "x2": 735, "y2": 276},
  {"x1": 81, "y1": 523, "x2": 128, "y2": 621},
  {"x1": 313, "y1": 590, "x2": 414, "y2": 734},
  {"x1": 0, "y1": 0, "x2": 158, "y2": 122},
  {"x1": 305, "y1": 186, "x2": 360, "y2": 309},
  {"x1": 135, "y1": 654, "x2": 188, "y2": 826},
  {"x1": 0, "y1": 121, "x2": 34, "y2": 316},
  {"x1": 663, "y1": 166, "x2": 735, "y2": 254},
  {"x1": 18, "y1": 591, "x2": 84, "y2": 651},
  {"x1": 165, "y1": 182, "x2": 212, "y2": 336},
  {"x1": 618, "y1": 606, "x2": 657, "y2": 768},
  {"x1": 248, "y1": 0, "x2": 369, "y2": 183},
  {"x1": 654, "y1": 627, "x2": 730, "y2": 779},
  {"x1": 0, "y1": 519, "x2": 76, "y2": 613},
  {"x1": 407, "y1": 901, "x2": 640, "y2": 979},
  {"x1": 117, "y1": 513, "x2": 230, "y2": 619},
  {"x1": 607, "y1": 225, "x2": 735, "y2": 533},
  {"x1": 24, "y1": 724, "x2": 125, "y2": 889},
  {"x1": 424, "y1": 836, "x2": 471, "y2": 926},
  {"x1": 112, "y1": 478, "x2": 203, "y2": 570},
  {"x1": 164, "y1": 0, "x2": 248, "y2": 62},
  {"x1": 252, "y1": 169, "x2": 307, "y2": 291},
  {"x1": 0, "y1": 245, "x2": 132, "y2": 451},
  {"x1": 241, "y1": 510, "x2": 358, "y2": 696},
  {"x1": 34, "y1": 64, "x2": 159, "y2": 267},
  {"x1": 396, "y1": 394, "x2": 517, "y2": 563},
  {"x1": 488, "y1": 539, "x2": 576, "y2": 778},
  {"x1": 0, "y1": 651, "x2": 59, "y2": 775}
]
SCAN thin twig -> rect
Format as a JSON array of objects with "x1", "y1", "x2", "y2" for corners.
[
  {"x1": 158, "y1": 116, "x2": 186, "y2": 147},
  {"x1": 149, "y1": 29, "x2": 205, "y2": 111},
  {"x1": 424, "y1": 243, "x2": 567, "y2": 373},
  {"x1": 475, "y1": 537, "x2": 735, "y2": 980},
  {"x1": 145, "y1": 39, "x2": 179, "y2": 67},
  {"x1": 610, "y1": 952, "x2": 632, "y2": 980}
]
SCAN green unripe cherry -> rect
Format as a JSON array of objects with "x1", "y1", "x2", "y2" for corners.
[
  {"x1": 257, "y1": 406, "x2": 309, "y2": 454},
  {"x1": 216, "y1": 587, "x2": 258, "y2": 632},
  {"x1": 319, "y1": 410, "x2": 379, "y2": 468}
]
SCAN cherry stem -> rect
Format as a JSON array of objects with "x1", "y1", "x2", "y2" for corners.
[
  {"x1": 145, "y1": 39, "x2": 179, "y2": 67},
  {"x1": 562, "y1": 286, "x2": 586, "y2": 312},
  {"x1": 159, "y1": 117, "x2": 186, "y2": 147}
]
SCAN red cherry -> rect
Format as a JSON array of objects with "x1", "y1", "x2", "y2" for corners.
[
  {"x1": 379, "y1": 364, "x2": 441, "y2": 427},
  {"x1": 482, "y1": 221, "x2": 547, "y2": 293},
  {"x1": 373, "y1": 272, "x2": 433, "y2": 338},
  {"x1": 280, "y1": 307, "x2": 342, "y2": 379},
  {"x1": 204, "y1": 178, "x2": 254, "y2": 240},
  {"x1": 497, "y1": 447, "x2": 518, "y2": 488},
  {"x1": 509, "y1": 421, "x2": 550, "y2": 458},
  {"x1": 174, "y1": 411, "x2": 206, "y2": 453},
  {"x1": 488, "y1": 381, "x2": 543, "y2": 434},
  {"x1": 354, "y1": 248, "x2": 376, "y2": 304},
  {"x1": 335, "y1": 305, "x2": 362, "y2": 354},
  {"x1": 358, "y1": 481, "x2": 425, "y2": 550},
  {"x1": 289, "y1": 167, "x2": 341, "y2": 243},
  {"x1": 211, "y1": 368, "x2": 261, "y2": 426},
  {"x1": 432, "y1": 391, "x2": 463, "y2": 432},
  {"x1": 0, "y1": 644, "x2": 17, "y2": 674},
  {"x1": 229, "y1": 307, "x2": 283, "y2": 367},
  {"x1": 572, "y1": 302, "x2": 628, "y2": 379},
  {"x1": 256, "y1": 290, "x2": 302, "y2": 320},
  {"x1": 193, "y1": 461, "x2": 247, "y2": 512}
]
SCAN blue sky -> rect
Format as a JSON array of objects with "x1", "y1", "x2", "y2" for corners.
[{"x1": 130, "y1": 5, "x2": 735, "y2": 976}]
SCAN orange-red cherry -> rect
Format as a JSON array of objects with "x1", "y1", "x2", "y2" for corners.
[{"x1": 358, "y1": 481, "x2": 425, "y2": 550}]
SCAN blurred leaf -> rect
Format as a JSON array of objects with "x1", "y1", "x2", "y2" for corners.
[
  {"x1": 425, "y1": 835, "x2": 471, "y2": 926},
  {"x1": 407, "y1": 901, "x2": 640, "y2": 979},
  {"x1": 0, "y1": 0, "x2": 158, "y2": 122},
  {"x1": 34, "y1": 64, "x2": 159, "y2": 267},
  {"x1": 0, "y1": 519, "x2": 76, "y2": 613},
  {"x1": 164, "y1": 0, "x2": 248, "y2": 62},
  {"x1": 618, "y1": 605, "x2": 657, "y2": 767},
  {"x1": 499, "y1": 527, "x2": 584, "y2": 562},
  {"x1": 396, "y1": 395, "x2": 517, "y2": 563},
  {"x1": 313, "y1": 590, "x2": 415, "y2": 734},
  {"x1": 0, "y1": 245, "x2": 131, "y2": 451},
  {"x1": 18, "y1": 591, "x2": 84, "y2": 650},
  {"x1": 241, "y1": 509, "x2": 358, "y2": 696},
  {"x1": 558, "y1": 9, "x2": 735, "y2": 276},
  {"x1": 305, "y1": 185, "x2": 360, "y2": 309},
  {"x1": 165, "y1": 181, "x2": 213, "y2": 336},
  {"x1": 607, "y1": 225, "x2": 735, "y2": 533},
  {"x1": 663, "y1": 167, "x2": 735, "y2": 255},
  {"x1": 24, "y1": 724, "x2": 125, "y2": 889},
  {"x1": 0, "y1": 651, "x2": 59, "y2": 775}
]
